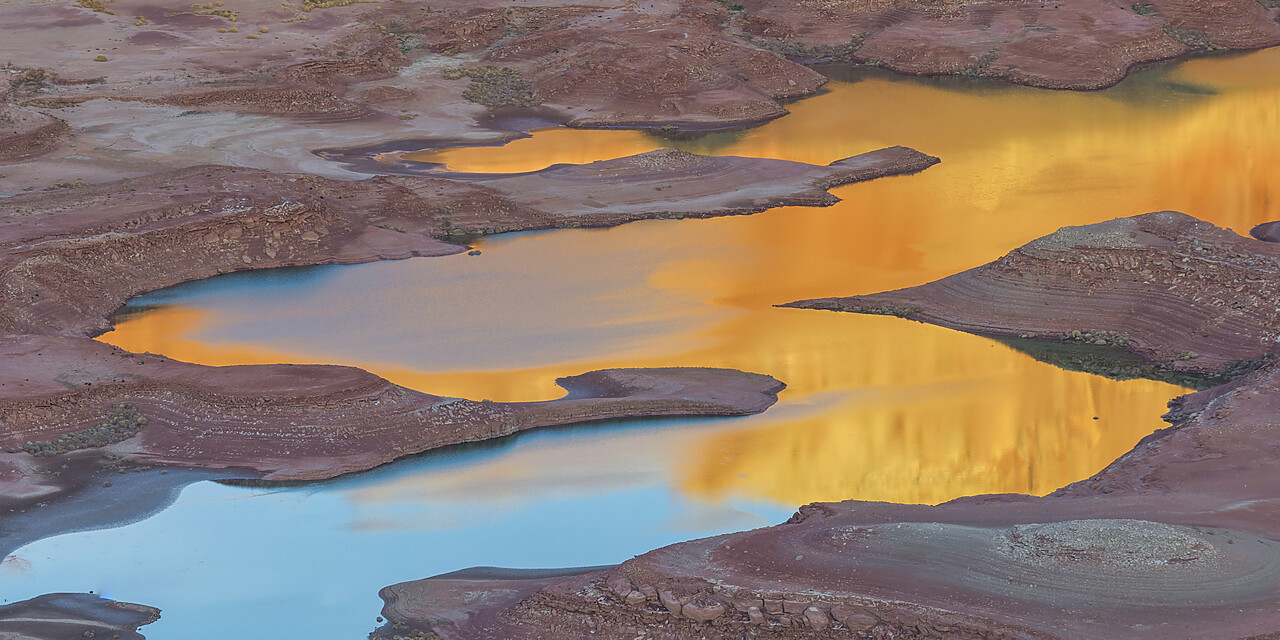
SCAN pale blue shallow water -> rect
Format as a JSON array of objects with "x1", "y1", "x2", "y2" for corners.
[{"x1": 0, "y1": 416, "x2": 794, "y2": 639}]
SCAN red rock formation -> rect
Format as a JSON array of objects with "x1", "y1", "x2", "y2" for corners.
[
  {"x1": 0, "y1": 593, "x2": 159, "y2": 640},
  {"x1": 786, "y1": 211, "x2": 1280, "y2": 383},
  {"x1": 0, "y1": 333, "x2": 784, "y2": 487}
]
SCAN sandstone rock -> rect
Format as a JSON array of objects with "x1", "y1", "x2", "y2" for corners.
[
  {"x1": 681, "y1": 600, "x2": 727, "y2": 622},
  {"x1": 783, "y1": 599, "x2": 810, "y2": 614},
  {"x1": 832, "y1": 605, "x2": 880, "y2": 631},
  {"x1": 605, "y1": 576, "x2": 633, "y2": 599},
  {"x1": 658, "y1": 590, "x2": 682, "y2": 615},
  {"x1": 804, "y1": 605, "x2": 830, "y2": 630}
]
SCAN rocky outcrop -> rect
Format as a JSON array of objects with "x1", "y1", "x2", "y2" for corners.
[
  {"x1": 785, "y1": 211, "x2": 1280, "y2": 385},
  {"x1": 6, "y1": 0, "x2": 1274, "y2": 159},
  {"x1": 0, "y1": 593, "x2": 160, "y2": 640},
  {"x1": 0, "y1": 332, "x2": 783, "y2": 496},
  {"x1": 1252, "y1": 220, "x2": 1280, "y2": 243},
  {"x1": 735, "y1": 0, "x2": 1280, "y2": 90}
]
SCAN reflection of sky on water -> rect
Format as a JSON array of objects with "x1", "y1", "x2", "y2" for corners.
[
  {"x1": 125, "y1": 229, "x2": 737, "y2": 373},
  {"x1": 0, "y1": 415, "x2": 793, "y2": 639}
]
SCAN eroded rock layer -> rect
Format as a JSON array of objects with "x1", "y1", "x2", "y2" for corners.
[
  {"x1": 0, "y1": 332, "x2": 783, "y2": 492},
  {"x1": 786, "y1": 211, "x2": 1280, "y2": 384},
  {"x1": 0, "y1": 593, "x2": 159, "y2": 640}
]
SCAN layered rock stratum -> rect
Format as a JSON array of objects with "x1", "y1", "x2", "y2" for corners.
[
  {"x1": 787, "y1": 211, "x2": 1280, "y2": 385},
  {"x1": 0, "y1": 593, "x2": 159, "y2": 640}
]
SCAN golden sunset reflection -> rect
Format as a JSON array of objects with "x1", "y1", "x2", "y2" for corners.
[{"x1": 100, "y1": 48, "x2": 1280, "y2": 505}]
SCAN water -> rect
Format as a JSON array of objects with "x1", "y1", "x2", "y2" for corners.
[
  {"x1": 5, "y1": 48, "x2": 1279, "y2": 638},
  {"x1": 1, "y1": 418, "x2": 794, "y2": 638}
]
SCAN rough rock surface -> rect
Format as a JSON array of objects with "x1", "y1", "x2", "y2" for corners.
[
  {"x1": 734, "y1": 0, "x2": 1280, "y2": 89},
  {"x1": 0, "y1": 593, "x2": 159, "y2": 640},
  {"x1": 3, "y1": 0, "x2": 1275, "y2": 188},
  {"x1": 786, "y1": 211, "x2": 1280, "y2": 385},
  {"x1": 376, "y1": 214, "x2": 1280, "y2": 639},
  {"x1": 0, "y1": 332, "x2": 784, "y2": 494}
]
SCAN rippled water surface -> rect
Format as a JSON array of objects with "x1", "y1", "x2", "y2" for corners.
[{"x1": 6, "y1": 48, "x2": 1278, "y2": 639}]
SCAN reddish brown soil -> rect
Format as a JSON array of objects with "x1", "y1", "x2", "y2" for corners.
[
  {"x1": 787, "y1": 211, "x2": 1280, "y2": 383},
  {"x1": 0, "y1": 593, "x2": 159, "y2": 640},
  {"x1": 376, "y1": 212, "x2": 1280, "y2": 640}
]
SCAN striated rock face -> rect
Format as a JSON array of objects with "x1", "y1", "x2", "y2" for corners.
[
  {"x1": 785, "y1": 211, "x2": 1280, "y2": 385},
  {"x1": 0, "y1": 593, "x2": 160, "y2": 640},
  {"x1": 379, "y1": 214, "x2": 1280, "y2": 639},
  {"x1": 0, "y1": 333, "x2": 784, "y2": 492},
  {"x1": 735, "y1": 0, "x2": 1280, "y2": 90}
]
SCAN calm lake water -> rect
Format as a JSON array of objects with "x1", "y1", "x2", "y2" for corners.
[{"x1": 3, "y1": 48, "x2": 1278, "y2": 638}]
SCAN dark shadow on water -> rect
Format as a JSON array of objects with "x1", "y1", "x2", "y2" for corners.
[
  {"x1": 0, "y1": 458, "x2": 235, "y2": 559},
  {"x1": 994, "y1": 336, "x2": 1268, "y2": 391},
  {"x1": 107, "y1": 263, "x2": 352, "y2": 333},
  {"x1": 221, "y1": 413, "x2": 729, "y2": 495},
  {"x1": 809, "y1": 53, "x2": 1226, "y2": 107}
]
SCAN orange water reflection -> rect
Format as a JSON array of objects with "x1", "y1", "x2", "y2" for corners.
[{"x1": 101, "y1": 48, "x2": 1280, "y2": 505}]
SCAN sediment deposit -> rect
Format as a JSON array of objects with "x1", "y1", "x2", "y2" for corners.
[
  {"x1": 381, "y1": 212, "x2": 1280, "y2": 639},
  {"x1": 0, "y1": 332, "x2": 783, "y2": 492}
]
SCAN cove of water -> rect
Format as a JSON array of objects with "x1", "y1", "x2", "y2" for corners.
[{"x1": 3, "y1": 48, "x2": 1277, "y2": 639}]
